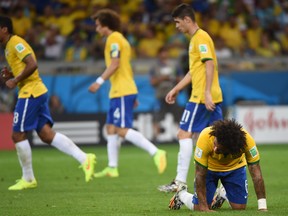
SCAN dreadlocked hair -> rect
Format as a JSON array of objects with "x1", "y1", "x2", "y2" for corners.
[{"x1": 209, "y1": 119, "x2": 247, "y2": 157}]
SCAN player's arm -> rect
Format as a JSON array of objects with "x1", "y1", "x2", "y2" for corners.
[
  {"x1": 89, "y1": 58, "x2": 119, "y2": 93},
  {"x1": 248, "y1": 162, "x2": 267, "y2": 211},
  {"x1": 6, "y1": 54, "x2": 37, "y2": 89},
  {"x1": 100, "y1": 58, "x2": 120, "y2": 80},
  {"x1": 194, "y1": 162, "x2": 212, "y2": 211},
  {"x1": 165, "y1": 72, "x2": 191, "y2": 104},
  {"x1": 204, "y1": 59, "x2": 215, "y2": 111}
]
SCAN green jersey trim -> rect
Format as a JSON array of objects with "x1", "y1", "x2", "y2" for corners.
[{"x1": 201, "y1": 57, "x2": 213, "y2": 62}]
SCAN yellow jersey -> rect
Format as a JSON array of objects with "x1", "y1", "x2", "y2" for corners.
[
  {"x1": 194, "y1": 127, "x2": 260, "y2": 172},
  {"x1": 104, "y1": 31, "x2": 138, "y2": 98},
  {"x1": 5, "y1": 35, "x2": 47, "y2": 98},
  {"x1": 188, "y1": 29, "x2": 222, "y2": 104}
]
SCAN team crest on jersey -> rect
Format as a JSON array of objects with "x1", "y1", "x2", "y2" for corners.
[
  {"x1": 15, "y1": 43, "x2": 25, "y2": 53},
  {"x1": 111, "y1": 43, "x2": 120, "y2": 58},
  {"x1": 199, "y1": 44, "x2": 208, "y2": 53},
  {"x1": 249, "y1": 146, "x2": 258, "y2": 158},
  {"x1": 195, "y1": 146, "x2": 203, "y2": 158}
]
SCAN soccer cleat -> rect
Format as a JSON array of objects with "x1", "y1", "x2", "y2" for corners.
[
  {"x1": 153, "y1": 149, "x2": 167, "y2": 174},
  {"x1": 211, "y1": 184, "x2": 227, "y2": 209},
  {"x1": 8, "y1": 178, "x2": 37, "y2": 191},
  {"x1": 158, "y1": 179, "x2": 187, "y2": 193},
  {"x1": 168, "y1": 184, "x2": 188, "y2": 210},
  {"x1": 80, "y1": 153, "x2": 96, "y2": 182},
  {"x1": 94, "y1": 167, "x2": 119, "y2": 178}
]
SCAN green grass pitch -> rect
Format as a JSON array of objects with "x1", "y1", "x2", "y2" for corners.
[{"x1": 0, "y1": 144, "x2": 288, "y2": 216}]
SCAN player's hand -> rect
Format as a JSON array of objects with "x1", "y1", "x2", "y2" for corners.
[
  {"x1": 165, "y1": 89, "x2": 177, "y2": 104},
  {"x1": 204, "y1": 92, "x2": 215, "y2": 111},
  {"x1": 6, "y1": 78, "x2": 17, "y2": 89},
  {"x1": 0, "y1": 66, "x2": 14, "y2": 87},
  {"x1": 88, "y1": 82, "x2": 101, "y2": 93}
]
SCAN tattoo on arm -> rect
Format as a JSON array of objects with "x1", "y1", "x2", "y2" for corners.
[
  {"x1": 195, "y1": 163, "x2": 209, "y2": 210},
  {"x1": 248, "y1": 163, "x2": 266, "y2": 199}
]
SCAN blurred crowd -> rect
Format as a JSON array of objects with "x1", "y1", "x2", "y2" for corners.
[
  {"x1": 0, "y1": 0, "x2": 288, "y2": 63},
  {"x1": 1, "y1": 0, "x2": 288, "y2": 113}
]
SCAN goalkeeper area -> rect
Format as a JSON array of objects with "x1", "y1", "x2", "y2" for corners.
[{"x1": 0, "y1": 144, "x2": 287, "y2": 216}]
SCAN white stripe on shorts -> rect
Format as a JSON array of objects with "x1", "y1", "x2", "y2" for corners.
[
  {"x1": 188, "y1": 103, "x2": 198, "y2": 132},
  {"x1": 120, "y1": 97, "x2": 125, "y2": 128},
  {"x1": 20, "y1": 98, "x2": 29, "y2": 132}
]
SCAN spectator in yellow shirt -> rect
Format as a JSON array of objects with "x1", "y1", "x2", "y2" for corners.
[{"x1": 11, "y1": 6, "x2": 32, "y2": 37}]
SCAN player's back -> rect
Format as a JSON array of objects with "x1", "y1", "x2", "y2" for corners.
[
  {"x1": 5, "y1": 35, "x2": 47, "y2": 98},
  {"x1": 105, "y1": 31, "x2": 137, "y2": 98}
]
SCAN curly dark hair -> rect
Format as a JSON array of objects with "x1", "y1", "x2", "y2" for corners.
[
  {"x1": 91, "y1": 9, "x2": 121, "y2": 32},
  {"x1": 209, "y1": 119, "x2": 247, "y2": 156}
]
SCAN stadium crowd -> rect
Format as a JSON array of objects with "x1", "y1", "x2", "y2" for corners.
[
  {"x1": 0, "y1": 0, "x2": 288, "y2": 63},
  {"x1": 1, "y1": 0, "x2": 288, "y2": 113}
]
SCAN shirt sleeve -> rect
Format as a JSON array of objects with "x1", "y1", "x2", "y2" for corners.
[
  {"x1": 108, "y1": 34, "x2": 121, "y2": 59},
  {"x1": 14, "y1": 41, "x2": 31, "y2": 61},
  {"x1": 244, "y1": 130, "x2": 260, "y2": 164},
  {"x1": 194, "y1": 127, "x2": 212, "y2": 167},
  {"x1": 196, "y1": 35, "x2": 213, "y2": 62}
]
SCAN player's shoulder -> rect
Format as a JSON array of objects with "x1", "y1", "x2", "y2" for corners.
[
  {"x1": 8, "y1": 35, "x2": 28, "y2": 50},
  {"x1": 195, "y1": 29, "x2": 212, "y2": 41},
  {"x1": 108, "y1": 31, "x2": 124, "y2": 41},
  {"x1": 9, "y1": 35, "x2": 26, "y2": 44},
  {"x1": 198, "y1": 126, "x2": 213, "y2": 141},
  {"x1": 201, "y1": 126, "x2": 213, "y2": 135}
]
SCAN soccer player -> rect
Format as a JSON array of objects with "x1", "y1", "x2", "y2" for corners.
[
  {"x1": 88, "y1": 9, "x2": 167, "y2": 177},
  {"x1": 0, "y1": 16, "x2": 96, "y2": 190},
  {"x1": 168, "y1": 119, "x2": 267, "y2": 212},
  {"x1": 158, "y1": 3, "x2": 223, "y2": 192}
]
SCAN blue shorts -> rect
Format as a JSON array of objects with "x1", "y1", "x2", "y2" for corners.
[
  {"x1": 13, "y1": 93, "x2": 53, "y2": 132},
  {"x1": 106, "y1": 94, "x2": 137, "y2": 128},
  {"x1": 179, "y1": 102, "x2": 223, "y2": 133},
  {"x1": 192, "y1": 166, "x2": 248, "y2": 205}
]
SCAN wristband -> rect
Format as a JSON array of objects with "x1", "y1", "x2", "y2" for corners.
[
  {"x1": 258, "y1": 198, "x2": 267, "y2": 210},
  {"x1": 95, "y1": 77, "x2": 104, "y2": 85}
]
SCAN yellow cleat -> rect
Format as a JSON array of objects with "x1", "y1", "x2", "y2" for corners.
[
  {"x1": 153, "y1": 149, "x2": 167, "y2": 174},
  {"x1": 94, "y1": 167, "x2": 119, "y2": 178},
  {"x1": 8, "y1": 178, "x2": 37, "y2": 191},
  {"x1": 80, "y1": 153, "x2": 96, "y2": 182}
]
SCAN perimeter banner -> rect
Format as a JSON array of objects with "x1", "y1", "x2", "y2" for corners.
[{"x1": 229, "y1": 106, "x2": 288, "y2": 144}]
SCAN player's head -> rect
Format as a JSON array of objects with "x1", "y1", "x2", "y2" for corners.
[
  {"x1": 171, "y1": 4, "x2": 196, "y2": 34},
  {"x1": 91, "y1": 9, "x2": 121, "y2": 36},
  {"x1": 171, "y1": 3, "x2": 196, "y2": 22},
  {"x1": 0, "y1": 15, "x2": 13, "y2": 35},
  {"x1": 209, "y1": 119, "x2": 247, "y2": 157}
]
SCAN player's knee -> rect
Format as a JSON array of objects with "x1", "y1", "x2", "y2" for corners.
[
  {"x1": 177, "y1": 129, "x2": 192, "y2": 140},
  {"x1": 38, "y1": 126, "x2": 56, "y2": 144},
  {"x1": 11, "y1": 132, "x2": 26, "y2": 143},
  {"x1": 230, "y1": 202, "x2": 246, "y2": 210}
]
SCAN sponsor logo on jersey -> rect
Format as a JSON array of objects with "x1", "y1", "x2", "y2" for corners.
[
  {"x1": 111, "y1": 43, "x2": 120, "y2": 58},
  {"x1": 249, "y1": 146, "x2": 258, "y2": 158},
  {"x1": 195, "y1": 146, "x2": 203, "y2": 158},
  {"x1": 199, "y1": 44, "x2": 208, "y2": 53},
  {"x1": 15, "y1": 43, "x2": 26, "y2": 53}
]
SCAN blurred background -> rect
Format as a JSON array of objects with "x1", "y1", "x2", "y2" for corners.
[{"x1": 0, "y1": 0, "x2": 288, "y2": 148}]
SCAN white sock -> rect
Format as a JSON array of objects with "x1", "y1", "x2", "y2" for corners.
[
  {"x1": 175, "y1": 138, "x2": 193, "y2": 183},
  {"x1": 51, "y1": 133, "x2": 86, "y2": 164},
  {"x1": 107, "y1": 134, "x2": 120, "y2": 167},
  {"x1": 124, "y1": 129, "x2": 158, "y2": 156},
  {"x1": 15, "y1": 140, "x2": 35, "y2": 182},
  {"x1": 179, "y1": 190, "x2": 194, "y2": 210}
]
